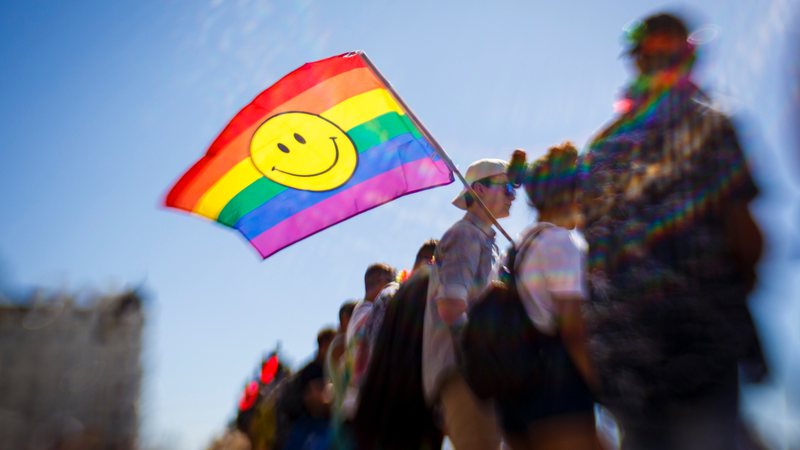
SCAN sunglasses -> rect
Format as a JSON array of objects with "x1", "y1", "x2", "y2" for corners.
[{"x1": 476, "y1": 179, "x2": 515, "y2": 197}]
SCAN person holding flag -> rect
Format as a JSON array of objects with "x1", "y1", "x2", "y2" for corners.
[{"x1": 423, "y1": 158, "x2": 516, "y2": 450}]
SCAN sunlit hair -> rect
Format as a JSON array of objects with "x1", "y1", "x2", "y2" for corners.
[
  {"x1": 317, "y1": 327, "x2": 336, "y2": 348},
  {"x1": 524, "y1": 142, "x2": 578, "y2": 212},
  {"x1": 338, "y1": 301, "x2": 356, "y2": 322},
  {"x1": 464, "y1": 190, "x2": 476, "y2": 208},
  {"x1": 413, "y1": 239, "x2": 438, "y2": 269},
  {"x1": 625, "y1": 13, "x2": 691, "y2": 56},
  {"x1": 464, "y1": 178, "x2": 490, "y2": 208},
  {"x1": 364, "y1": 263, "x2": 397, "y2": 290}
]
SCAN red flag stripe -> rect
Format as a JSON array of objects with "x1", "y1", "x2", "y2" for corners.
[{"x1": 165, "y1": 53, "x2": 373, "y2": 210}]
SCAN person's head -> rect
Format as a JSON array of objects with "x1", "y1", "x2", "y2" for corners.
[
  {"x1": 452, "y1": 158, "x2": 515, "y2": 220},
  {"x1": 364, "y1": 263, "x2": 396, "y2": 302},
  {"x1": 413, "y1": 239, "x2": 438, "y2": 270},
  {"x1": 297, "y1": 363, "x2": 331, "y2": 418},
  {"x1": 338, "y1": 301, "x2": 356, "y2": 333},
  {"x1": 316, "y1": 327, "x2": 336, "y2": 360},
  {"x1": 624, "y1": 13, "x2": 695, "y2": 76},
  {"x1": 524, "y1": 142, "x2": 580, "y2": 228}
]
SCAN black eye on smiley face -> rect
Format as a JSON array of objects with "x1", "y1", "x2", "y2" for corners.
[{"x1": 277, "y1": 133, "x2": 307, "y2": 153}]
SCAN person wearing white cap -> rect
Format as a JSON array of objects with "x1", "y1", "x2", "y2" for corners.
[{"x1": 422, "y1": 158, "x2": 516, "y2": 450}]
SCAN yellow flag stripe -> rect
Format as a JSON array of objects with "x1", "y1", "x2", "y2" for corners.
[
  {"x1": 193, "y1": 158, "x2": 263, "y2": 220},
  {"x1": 321, "y1": 88, "x2": 405, "y2": 130}
]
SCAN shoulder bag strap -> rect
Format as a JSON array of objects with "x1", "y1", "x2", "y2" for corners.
[{"x1": 504, "y1": 223, "x2": 554, "y2": 290}]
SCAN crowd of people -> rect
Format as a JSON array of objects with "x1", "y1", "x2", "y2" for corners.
[{"x1": 231, "y1": 11, "x2": 768, "y2": 450}]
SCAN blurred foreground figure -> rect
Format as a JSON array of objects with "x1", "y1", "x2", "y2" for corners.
[
  {"x1": 579, "y1": 12, "x2": 766, "y2": 450},
  {"x1": 497, "y1": 144, "x2": 600, "y2": 450}
]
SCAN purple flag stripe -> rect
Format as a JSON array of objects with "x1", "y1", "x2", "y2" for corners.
[{"x1": 248, "y1": 158, "x2": 452, "y2": 257}]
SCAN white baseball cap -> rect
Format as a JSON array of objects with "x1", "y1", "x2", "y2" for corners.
[{"x1": 452, "y1": 158, "x2": 509, "y2": 210}]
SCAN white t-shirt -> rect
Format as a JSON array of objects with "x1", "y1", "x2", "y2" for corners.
[{"x1": 514, "y1": 224, "x2": 587, "y2": 335}]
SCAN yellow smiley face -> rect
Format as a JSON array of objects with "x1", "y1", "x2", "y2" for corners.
[{"x1": 249, "y1": 112, "x2": 358, "y2": 191}]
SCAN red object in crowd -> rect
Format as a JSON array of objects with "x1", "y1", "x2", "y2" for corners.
[
  {"x1": 397, "y1": 269, "x2": 410, "y2": 283},
  {"x1": 260, "y1": 355, "x2": 279, "y2": 385},
  {"x1": 238, "y1": 381, "x2": 259, "y2": 411},
  {"x1": 614, "y1": 98, "x2": 633, "y2": 114}
]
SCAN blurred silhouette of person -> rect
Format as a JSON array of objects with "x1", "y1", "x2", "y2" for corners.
[
  {"x1": 342, "y1": 263, "x2": 397, "y2": 418},
  {"x1": 280, "y1": 328, "x2": 336, "y2": 450},
  {"x1": 496, "y1": 143, "x2": 600, "y2": 450},
  {"x1": 239, "y1": 353, "x2": 291, "y2": 450},
  {"x1": 326, "y1": 301, "x2": 356, "y2": 449},
  {"x1": 579, "y1": 12, "x2": 766, "y2": 450},
  {"x1": 339, "y1": 302, "x2": 356, "y2": 337},
  {"x1": 328, "y1": 301, "x2": 356, "y2": 379},
  {"x1": 327, "y1": 265, "x2": 395, "y2": 449},
  {"x1": 354, "y1": 239, "x2": 442, "y2": 450}
]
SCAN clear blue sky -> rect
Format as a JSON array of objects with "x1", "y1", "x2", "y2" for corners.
[{"x1": 1, "y1": 1, "x2": 797, "y2": 448}]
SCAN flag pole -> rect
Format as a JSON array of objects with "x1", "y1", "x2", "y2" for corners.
[{"x1": 358, "y1": 51, "x2": 514, "y2": 245}]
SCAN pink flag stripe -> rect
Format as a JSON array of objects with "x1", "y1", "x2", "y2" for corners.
[{"x1": 249, "y1": 158, "x2": 452, "y2": 258}]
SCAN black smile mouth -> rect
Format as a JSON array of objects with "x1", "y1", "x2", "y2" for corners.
[{"x1": 272, "y1": 137, "x2": 340, "y2": 177}]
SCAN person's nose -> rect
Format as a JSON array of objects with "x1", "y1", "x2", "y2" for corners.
[{"x1": 506, "y1": 185, "x2": 516, "y2": 199}]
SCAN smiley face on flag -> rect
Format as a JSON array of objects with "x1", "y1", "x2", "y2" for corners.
[{"x1": 249, "y1": 112, "x2": 358, "y2": 191}]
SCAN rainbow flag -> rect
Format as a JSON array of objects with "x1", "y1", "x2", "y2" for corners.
[{"x1": 165, "y1": 52, "x2": 453, "y2": 258}]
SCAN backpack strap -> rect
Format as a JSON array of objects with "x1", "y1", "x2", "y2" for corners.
[{"x1": 502, "y1": 223, "x2": 555, "y2": 290}]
